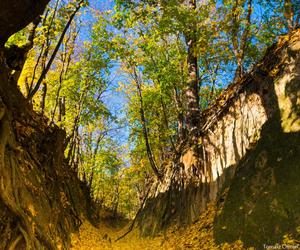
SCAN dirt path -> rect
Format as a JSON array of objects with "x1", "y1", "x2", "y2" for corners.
[
  {"x1": 70, "y1": 220, "x2": 168, "y2": 250},
  {"x1": 70, "y1": 203, "x2": 247, "y2": 250}
]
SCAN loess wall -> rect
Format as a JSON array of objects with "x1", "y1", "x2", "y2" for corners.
[
  {"x1": 139, "y1": 29, "x2": 300, "y2": 238},
  {"x1": 0, "y1": 1, "x2": 95, "y2": 249}
]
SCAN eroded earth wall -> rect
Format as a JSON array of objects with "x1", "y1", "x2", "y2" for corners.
[
  {"x1": 139, "y1": 30, "x2": 300, "y2": 239},
  {"x1": 0, "y1": 1, "x2": 94, "y2": 249}
]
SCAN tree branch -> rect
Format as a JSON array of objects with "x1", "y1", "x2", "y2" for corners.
[{"x1": 27, "y1": 0, "x2": 84, "y2": 100}]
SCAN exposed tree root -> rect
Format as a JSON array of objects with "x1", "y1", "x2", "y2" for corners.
[
  {"x1": 8, "y1": 234, "x2": 23, "y2": 250},
  {"x1": 115, "y1": 187, "x2": 151, "y2": 242}
]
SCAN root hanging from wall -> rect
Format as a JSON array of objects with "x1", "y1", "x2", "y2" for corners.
[{"x1": 0, "y1": 61, "x2": 96, "y2": 249}]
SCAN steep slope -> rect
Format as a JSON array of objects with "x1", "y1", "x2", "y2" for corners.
[
  {"x1": 214, "y1": 106, "x2": 300, "y2": 248},
  {"x1": 0, "y1": 100, "x2": 93, "y2": 249},
  {"x1": 0, "y1": 1, "x2": 95, "y2": 249},
  {"x1": 138, "y1": 29, "x2": 300, "y2": 247}
]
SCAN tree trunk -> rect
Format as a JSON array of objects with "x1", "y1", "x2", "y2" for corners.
[
  {"x1": 232, "y1": 0, "x2": 252, "y2": 81},
  {"x1": 40, "y1": 81, "x2": 47, "y2": 115},
  {"x1": 132, "y1": 66, "x2": 162, "y2": 179},
  {"x1": 284, "y1": 0, "x2": 295, "y2": 31},
  {"x1": 184, "y1": 0, "x2": 200, "y2": 144},
  {"x1": 28, "y1": 0, "x2": 83, "y2": 99},
  {"x1": 174, "y1": 87, "x2": 185, "y2": 143}
]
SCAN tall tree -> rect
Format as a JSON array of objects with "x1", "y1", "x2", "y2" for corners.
[
  {"x1": 27, "y1": 0, "x2": 85, "y2": 99},
  {"x1": 184, "y1": 0, "x2": 200, "y2": 143},
  {"x1": 131, "y1": 65, "x2": 162, "y2": 179}
]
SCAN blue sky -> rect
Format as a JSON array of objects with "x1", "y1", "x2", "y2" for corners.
[
  {"x1": 80, "y1": 0, "x2": 131, "y2": 156},
  {"x1": 74, "y1": 0, "x2": 289, "y2": 164}
]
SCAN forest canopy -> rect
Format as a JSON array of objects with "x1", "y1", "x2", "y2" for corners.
[{"x1": 6, "y1": 0, "x2": 300, "y2": 217}]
